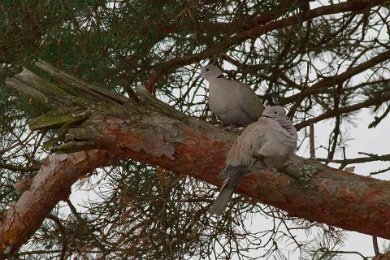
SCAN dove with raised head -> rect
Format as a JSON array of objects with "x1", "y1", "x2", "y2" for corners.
[{"x1": 199, "y1": 65, "x2": 264, "y2": 127}]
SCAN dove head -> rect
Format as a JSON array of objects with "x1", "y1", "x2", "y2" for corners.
[
  {"x1": 262, "y1": 106, "x2": 287, "y2": 118},
  {"x1": 199, "y1": 65, "x2": 223, "y2": 81}
]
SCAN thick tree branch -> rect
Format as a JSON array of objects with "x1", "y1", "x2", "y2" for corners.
[
  {"x1": 2, "y1": 63, "x2": 390, "y2": 257},
  {"x1": 89, "y1": 114, "x2": 390, "y2": 242},
  {"x1": 3, "y1": 105, "x2": 390, "y2": 258},
  {"x1": 0, "y1": 150, "x2": 109, "y2": 258}
]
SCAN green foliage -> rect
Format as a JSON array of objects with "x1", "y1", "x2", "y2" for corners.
[{"x1": 1, "y1": 0, "x2": 390, "y2": 259}]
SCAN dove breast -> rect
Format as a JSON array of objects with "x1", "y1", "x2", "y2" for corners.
[{"x1": 208, "y1": 78, "x2": 263, "y2": 127}]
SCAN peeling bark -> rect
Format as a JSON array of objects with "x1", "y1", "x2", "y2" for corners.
[
  {"x1": 96, "y1": 114, "x2": 390, "y2": 240},
  {"x1": 0, "y1": 150, "x2": 109, "y2": 258},
  {"x1": 2, "y1": 63, "x2": 390, "y2": 257}
]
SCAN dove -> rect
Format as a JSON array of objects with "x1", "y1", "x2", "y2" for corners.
[
  {"x1": 209, "y1": 106, "x2": 298, "y2": 216},
  {"x1": 199, "y1": 65, "x2": 264, "y2": 127}
]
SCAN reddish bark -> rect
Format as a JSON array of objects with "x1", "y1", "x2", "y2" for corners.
[
  {"x1": 97, "y1": 115, "x2": 390, "y2": 239},
  {"x1": 0, "y1": 0, "x2": 389, "y2": 252},
  {"x1": 0, "y1": 150, "x2": 109, "y2": 258},
  {"x1": 1, "y1": 110, "x2": 390, "y2": 257},
  {"x1": 373, "y1": 252, "x2": 390, "y2": 260}
]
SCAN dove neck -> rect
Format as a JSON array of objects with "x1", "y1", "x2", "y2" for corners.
[
  {"x1": 276, "y1": 117, "x2": 297, "y2": 137},
  {"x1": 262, "y1": 116, "x2": 297, "y2": 137}
]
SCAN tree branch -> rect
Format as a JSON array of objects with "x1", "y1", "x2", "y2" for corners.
[
  {"x1": 317, "y1": 153, "x2": 390, "y2": 165},
  {"x1": 146, "y1": 0, "x2": 387, "y2": 88},
  {"x1": 295, "y1": 89, "x2": 390, "y2": 130},
  {"x1": 283, "y1": 49, "x2": 390, "y2": 107},
  {"x1": 3, "y1": 62, "x2": 390, "y2": 257},
  {"x1": 0, "y1": 162, "x2": 40, "y2": 173},
  {"x1": 0, "y1": 150, "x2": 109, "y2": 258}
]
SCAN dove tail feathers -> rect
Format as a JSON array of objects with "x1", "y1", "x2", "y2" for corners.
[
  {"x1": 209, "y1": 184, "x2": 236, "y2": 216},
  {"x1": 209, "y1": 172, "x2": 246, "y2": 216}
]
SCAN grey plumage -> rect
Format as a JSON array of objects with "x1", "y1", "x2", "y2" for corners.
[
  {"x1": 199, "y1": 65, "x2": 264, "y2": 127},
  {"x1": 209, "y1": 106, "x2": 298, "y2": 216}
]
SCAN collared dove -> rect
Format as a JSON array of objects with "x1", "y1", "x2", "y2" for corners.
[
  {"x1": 199, "y1": 65, "x2": 264, "y2": 127},
  {"x1": 209, "y1": 106, "x2": 298, "y2": 216}
]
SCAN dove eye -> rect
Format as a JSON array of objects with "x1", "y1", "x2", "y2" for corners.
[{"x1": 206, "y1": 68, "x2": 210, "y2": 72}]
